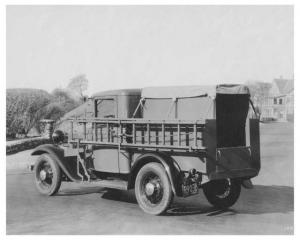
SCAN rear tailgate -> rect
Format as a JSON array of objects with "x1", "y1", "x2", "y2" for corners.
[{"x1": 210, "y1": 146, "x2": 259, "y2": 179}]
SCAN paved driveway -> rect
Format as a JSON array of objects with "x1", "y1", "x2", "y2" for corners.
[{"x1": 6, "y1": 122, "x2": 294, "y2": 234}]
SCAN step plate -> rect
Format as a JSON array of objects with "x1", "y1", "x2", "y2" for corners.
[{"x1": 85, "y1": 179, "x2": 128, "y2": 190}]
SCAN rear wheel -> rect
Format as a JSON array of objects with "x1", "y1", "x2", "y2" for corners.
[
  {"x1": 34, "y1": 153, "x2": 62, "y2": 196},
  {"x1": 202, "y1": 178, "x2": 241, "y2": 209},
  {"x1": 135, "y1": 162, "x2": 173, "y2": 215}
]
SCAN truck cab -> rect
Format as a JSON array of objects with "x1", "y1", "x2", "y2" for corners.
[{"x1": 92, "y1": 89, "x2": 142, "y2": 119}]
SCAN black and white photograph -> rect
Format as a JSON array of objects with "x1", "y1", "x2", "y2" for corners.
[{"x1": 4, "y1": 3, "x2": 295, "y2": 235}]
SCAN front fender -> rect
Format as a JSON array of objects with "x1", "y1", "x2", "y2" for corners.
[
  {"x1": 32, "y1": 144, "x2": 64, "y2": 158},
  {"x1": 128, "y1": 152, "x2": 182, "y2": 196},
  {"x1": 31, "y1": 144, "x2": 81, "y2": 182}
]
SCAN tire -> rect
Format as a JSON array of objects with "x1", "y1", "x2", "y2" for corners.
[
  {"x1": 34, "y1": 153, "x2": 62, "y2": 196},
  {"x1": 135, "y1": 162, "x2": 173, "y2": 215},
  {"x1": 202, "y1": 178, "x2": 241, "y2": 209}
]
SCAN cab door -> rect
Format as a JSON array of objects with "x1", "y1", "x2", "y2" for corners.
[{"x1": 93, "y1": 96, "x2": 120, "y2": 173}]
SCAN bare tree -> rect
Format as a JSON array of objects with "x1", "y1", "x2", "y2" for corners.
[
  {"x1": 67, "y1": 74, "x2": 88, "y2": 102},
  {"x1": 52, "y1": 88, "x2": 79, "y2": 109}
]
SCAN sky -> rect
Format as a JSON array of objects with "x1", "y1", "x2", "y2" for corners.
[{"x1": 6, "y1": 5, "x2": 294, "y2": 96}]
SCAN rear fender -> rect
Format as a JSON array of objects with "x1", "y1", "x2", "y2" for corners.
[
  {"x1": 31, "y1": 144, "x2": 81, "y2": 182},
  {"x1": 128, "y1": 152, "x2": 182, "y2": 196}
]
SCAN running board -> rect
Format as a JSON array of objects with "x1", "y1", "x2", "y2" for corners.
[{"x1": 85, "y1": 179, "x2": 128, "y2": 190}]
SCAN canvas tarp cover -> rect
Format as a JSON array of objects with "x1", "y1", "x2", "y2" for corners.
[
  {"x1": 142, "y1": 97, "x2": 215, "y2": 119},
  {"x1": 141, "y1": 84, "x2": 250, "y2": 99}
]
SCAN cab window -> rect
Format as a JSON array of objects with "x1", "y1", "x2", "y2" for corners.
[{"x1": 95, "y1": 98, "x2": 115, "y2": 118}]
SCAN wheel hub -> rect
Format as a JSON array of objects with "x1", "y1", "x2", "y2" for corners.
[
  {"x1": 39, "y1": 170, "x2": 47, "y2": 181},
  {"x1": 145, "y1": 182, "x2": 155, "y2": 196}
]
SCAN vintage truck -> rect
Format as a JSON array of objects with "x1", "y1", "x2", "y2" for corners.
[{"x1": 32, "y1": 84, "x2": 260, "y2": 215}]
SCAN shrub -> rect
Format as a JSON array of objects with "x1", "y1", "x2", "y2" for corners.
[{"x1": 6, "y1": 89, "x2": 52, "y2": 137}]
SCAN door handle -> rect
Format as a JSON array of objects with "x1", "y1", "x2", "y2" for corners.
[{"x1": 217, "y1": 150, "x2": 221, "y2": 160}]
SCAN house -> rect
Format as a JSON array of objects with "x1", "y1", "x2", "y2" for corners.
[{"x1": 260, "y1": 78, "x2": 294, "y2": 122}]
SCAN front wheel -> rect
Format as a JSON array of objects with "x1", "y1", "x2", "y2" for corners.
[
  {"x1": 34, "y1": 153, "x2": 62, "y2": 196},
  {"x1": 202, "y1": 178, "x2": 241, "y2": 209},
  {"x1": 135, "y1": 162, "x2": 173, "y2": 215}
]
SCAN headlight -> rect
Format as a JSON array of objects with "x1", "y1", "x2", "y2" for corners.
[{"x1": 52, "y1": 130, "x2": 65, "y2": 144}]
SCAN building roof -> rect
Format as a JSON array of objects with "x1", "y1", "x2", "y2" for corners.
[
  {"x1": 92, "y1": 88, "x2": 141, "y2": 98},
  {"x1": 273, "y1": 78, "x2": 294, "y2": 95}
]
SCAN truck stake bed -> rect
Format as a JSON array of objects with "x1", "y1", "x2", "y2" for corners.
[{"x1": 68, "y1": 117, "x2": 207, "y2": 152}]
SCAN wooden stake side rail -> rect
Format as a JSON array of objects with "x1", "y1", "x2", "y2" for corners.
[
  {"x1": 68, "y1": 117, "x2": 206, "y2": 124},
  {"x1": 68, "y1": 118, "x2": 206, "y2": 152}
]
